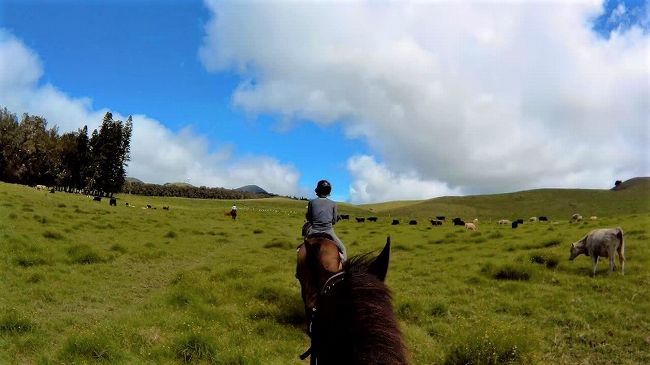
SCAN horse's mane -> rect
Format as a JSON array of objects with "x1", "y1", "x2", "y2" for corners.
[{"x1": 340, "y1": 253, "x2": 407, "y2": 364}]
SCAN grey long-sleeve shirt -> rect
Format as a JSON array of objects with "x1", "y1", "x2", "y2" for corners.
[{"x1": 306, "y1": 197, "x2": 337, "y2": 232}]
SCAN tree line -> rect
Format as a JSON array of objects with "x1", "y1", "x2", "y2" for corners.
[
  {"x1": 122, "y1": 181, "x2": 273, "y2": 200},
  {"x1": 0, "y1": 107, "x2": 273, "y2": 200},
  {"x1": 0, "y1": 107, "x2": 131, "y2": 196}
]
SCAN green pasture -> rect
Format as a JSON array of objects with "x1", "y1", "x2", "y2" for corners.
[{"x1": 1, "y1": 181, "x2": 649, "y2": 364}]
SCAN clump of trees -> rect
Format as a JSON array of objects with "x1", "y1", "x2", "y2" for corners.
[
  {"x1": 122, "y1": 181, "x2": 273, "y2": 200},
  {"x1": 0, "y1": 107, "x2": 132, "y2": 196}
]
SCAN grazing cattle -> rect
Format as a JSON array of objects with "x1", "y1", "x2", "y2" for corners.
[
  {"x1": 473, "y1": 218, "x2": 479, "y2": 224},
  {"x1": 571, "y1": 213, "x2": 583, "y2": 222},
  {"x1": 35, "y1": 184, "x2": 47, "y2": 190},
  {"x1": 356, "y1": 217, "x2": 365, "y2": 223},
  {"x1": 93, "y1": 196, "x2": 102, "y2": 202},
  {"x1": 436, "y1": 216, "x2": 445, "y2": 221},
  {"x1": 512, "y1": 221, "x2": 519, "y2": 229},
  {"x1": 367, "y1": 217, "x2": 378, "y2": 222},
  {"x1": 391, "y1": 219, "x2": 400, "y2": 225},
  {"x1": 569, "y1": 227, "x2": 625, "y2": 276},
  {"x1": 146, "y1": 204, "x2": 152, "y2": 209},
  {"x1": 538, "y1": 216, "x2": 548, "y2": 222},
  {"x1": 430, "y1": 219, "x2": 442, "y2": 226},
  {"x1": 125, "y1": 202, "x2": 129, "y2": 206},
  {"x1": 516, "y1": 219, "x2": 524, "y2": 224},
  {"x1": 163, "y1": 206, "x2": 169, "y2": 210},
  {"x1": 452, "y1": 217, "x2": 462, "y2": 224},
  {"x1": 109, "y1": 198, "x2": 117, "y2": 206},
  {"x1": 529, "y1": 217, "x2": 537, "y2": 222},
  {"x1": 453, "y1": 220, "x2": 465, "y2": 226},
  {"x1": 340, "y1": 214, "x2": 350, "y2": 220},
  {"x1": 409, "y1": 220, "x2": 417, "y2": 225},
  {"x1": 49, "y1": 188, "x2": 55, "y2": 193},
  {"x1": 465, "y1": 222, "x2": 477, "y2": 231},
  {"x1": 590, "y1": 216, "x2": 598, "y2": 220},
  {"x1": 498, "y1": 219, "x2": 511, "y2": 225}
]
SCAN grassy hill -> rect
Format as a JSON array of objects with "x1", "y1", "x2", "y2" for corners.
[
  {"x1": 366, "y1": 178, "x2": 650, "y2": 220},
  {"x1": 1, "y1": 181, "x2": 649, "y2": 364}
]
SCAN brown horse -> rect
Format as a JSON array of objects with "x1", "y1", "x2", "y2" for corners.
[{"x1": 296, "y1": 236, "x2": 407, "y2": 364}]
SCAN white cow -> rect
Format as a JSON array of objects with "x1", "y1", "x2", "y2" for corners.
[
  {"x1": 498, "y1": 219, "x2": 511, "y2": 225},
  {"x1": 465, "y1": 222, "x2": 477, "y2": 231},
  {"x1": 569, "y1": 227, "x2": 625, "y2": 276}
]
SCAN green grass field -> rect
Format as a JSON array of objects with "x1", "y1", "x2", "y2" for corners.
[{"x1": 1, "y1": 181, "x2": 649, "y2": 364}]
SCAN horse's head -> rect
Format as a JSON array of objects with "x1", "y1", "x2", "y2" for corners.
[
  {"x1": 296, "y1": 234, "x2": 342, "y2": 316},
  {"x1": 304, "y1": 237, "x2": 408, "y2": 364}
]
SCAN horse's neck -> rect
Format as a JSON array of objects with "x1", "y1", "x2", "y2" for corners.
[{"x1": 318, "y1": 271, "x2": 407, "y2": 364}]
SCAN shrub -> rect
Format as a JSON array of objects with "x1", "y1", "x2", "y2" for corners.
[
  {"x1": 62, "y1": 333, "x2": 117, "y2": 362},
  {"x1": 8, "y1": 212, "x2": 18, "y2": 219},
  {"x1": 14, "y1": 255, "x2": 47, "y2": 267},
  {"x1": 529, "y1": 252, "x2": 560, "y2": 269},
  {"x1": 164, "y1": 231, "x2": 177, "y2": 238},
  {"x1": 0, "y1": 311, "x2": 34, "y2": 333},
  {"x1": 483, "y1": 264, "x2": 531, "y2": 281},
  {"x1": 43, "y1": 230, "x2": 63, "y2": 240},
  {"x1": 253, "y1": 229, "x2": 263, "y2": 234},
  {"x1": 67, "y1": 244, "x2": 104, "y2": 264},
  {"x1": 430, "y1": 302, "x2": 449, "y2": 317},
  {"x1": 173, "y1": 333, "x2": 218, "y2": 363},
  {"x1": 57, "y1": 203, "x2": 66, "y2": 208},
  {"x1": 444, "y1": 323, "x2": 536, "y2": 364},
  {"x1": 397, "y1": 301, "x2": 424, "y2": 322}
]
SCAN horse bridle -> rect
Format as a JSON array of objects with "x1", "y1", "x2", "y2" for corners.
[{"x1": 299, "y1": 270, "x2": 346, "y2": 364}]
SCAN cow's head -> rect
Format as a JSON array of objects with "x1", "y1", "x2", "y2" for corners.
[{"x1": 569, "y1": 241, "x2": 584, "y2": 260}]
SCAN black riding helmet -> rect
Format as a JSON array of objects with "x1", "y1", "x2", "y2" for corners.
[{"x1": 315, "y1": 180, "x2": 332, "y2": 197}]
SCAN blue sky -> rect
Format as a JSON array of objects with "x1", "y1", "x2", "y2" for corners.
[{"x1": 1, "y1": 0, "x2": 648, "y2": 202}]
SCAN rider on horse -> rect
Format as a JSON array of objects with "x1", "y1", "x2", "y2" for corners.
[{"x1": 304, "y1": 180, "x2": 347, "y2": 261}]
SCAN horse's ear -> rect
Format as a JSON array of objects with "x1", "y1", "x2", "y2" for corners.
[{"x1": 368, "y1": 236, "x2": 391, "y2": 281}]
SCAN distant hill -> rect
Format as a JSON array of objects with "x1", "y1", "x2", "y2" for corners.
[
  {"x1": 125, "y1": 177, "x2": 144, "y2": 183},
  {"x1": 367, "y1": 177, "x2": 650, "y2": 219},
  {"x1": 235, "y1": 185, "x2": 268, "y2": 194},
  {"x1": 611, "y1": 177, "x2": 650, "y2": 191}
]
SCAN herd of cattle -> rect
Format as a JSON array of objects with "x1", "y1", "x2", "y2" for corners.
[
  {"x1": 337, "y1": 214, "x2": 595, "y2": 230},
  {"x1": 337, "y1": 213, "x2": 625, "y2": 276}
]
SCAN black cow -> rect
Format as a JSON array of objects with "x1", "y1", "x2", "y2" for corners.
[
  {"x1": 538, "y1": 216, "x2": 548, "y2": 222},
  {"x1": 163, "y1": 206, "x2": 169, "y2": 210},
  {"x1": 436, "y1": 216, "x2": 445, "y2": 221},
  {"x1": 125, "y1": 202, "x2": 129, "y2": 206},
  {"x1": 409, "y1": 220, "x2": 417, "y2": 225},
  {"x1": 453, "y1": 219, "x2": 465, "y2": 226},
  {"x1": 147, "y1": 204, "x2": 152, "y2": 209},
  {"x1": 356, "y1": 217, "x2": 365, "y2": 223},
  {"x1": 367, "y1": 217, "x2": 378, "y2": 222},
  {"x1": 392, "y1": 219, "x2": 400, "y2": 225},
  {"x1": 517, "y1": 219, "x2": 524, "y2": 224},
  {"x1": 430, "y1": 219, "x2": 442, "y2": 226},
  {"x1": 109, "y1": 198, "x2": 117, "y2": 206},
  {"x1": 93, "y1": 196, "x2": 101, "y2": 202},
  {"x1": 340, "y1": 214, "x2": 350, "y2": 220},
  {"x1": 49, "y1": 188, "x2": 55, "y2": 193},
  {"x1": 512, "y1": 221, "x2": 519, "y2": 229}
]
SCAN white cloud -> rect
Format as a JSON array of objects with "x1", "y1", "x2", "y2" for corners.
[
  {"x1": 0, "y1": 30, "x2": 301, "y2": 195},
  {"x1": 200, "y1": 1, "x2": 650, "y2": 198},
  {"x1": 348, "y1": 155, "x2": 462, "y2": 204}
]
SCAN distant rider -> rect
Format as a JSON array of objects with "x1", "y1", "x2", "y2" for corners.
[{"x1": 305, "y1": 180, "x2": 347, "y2": 261}]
